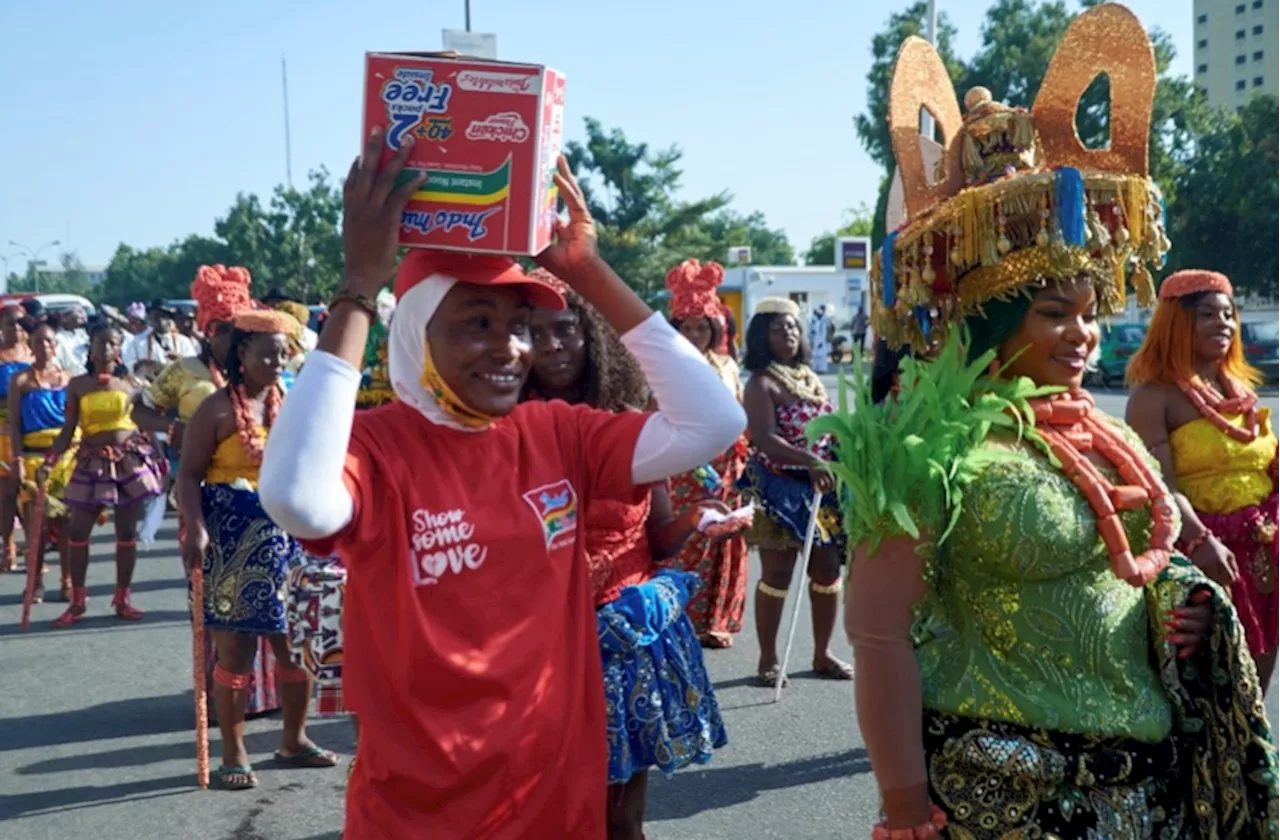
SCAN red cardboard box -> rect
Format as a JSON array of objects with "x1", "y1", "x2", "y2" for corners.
[{"x1": 363, "y1": 52, "x2": 566, "y2": 255}]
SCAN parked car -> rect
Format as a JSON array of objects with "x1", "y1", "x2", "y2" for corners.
[
  {"x1": 1242, "y1": 320, "x2": 1279, "y2": 385},
  {"x1": 0, "y1": 292, "x2": 97, "y2": 319},
  {"x1": 1088, "y1": 322, "x2": 1147, "y2": 388}
]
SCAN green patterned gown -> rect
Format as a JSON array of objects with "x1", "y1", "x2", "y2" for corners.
[{"x1": 912, "y1": 422, "x2": 1277, "y2": 839}]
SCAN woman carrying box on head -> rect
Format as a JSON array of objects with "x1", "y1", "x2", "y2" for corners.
[{"x1": 258, "y1": 130, "x2": 745, "y2": 840}]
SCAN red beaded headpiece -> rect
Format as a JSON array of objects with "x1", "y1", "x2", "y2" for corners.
[
  {"x1": 191, "y1": 265, "x2": 253, "y2": 333},
  {"x1": 666, "y1": 259, "x2": 725, "y2": 321},
  {"x1": 1158, "y1": 269, "x2": 1233, "y2": 301}
]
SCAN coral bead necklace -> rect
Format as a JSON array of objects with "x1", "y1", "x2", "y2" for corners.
[
  {"x1": 1028, "y1": 391, "x2": 1176, "y2": 587},
  {"x1": 1176, "y1": 374, "x2": 1259, "y2": 444}
]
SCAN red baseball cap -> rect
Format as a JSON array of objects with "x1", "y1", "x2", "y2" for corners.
[{"x1": 394, "y1": 250, "x2": 566, "y2": 311}]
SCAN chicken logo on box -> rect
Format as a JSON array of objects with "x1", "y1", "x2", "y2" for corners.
[{"x1": 364, "y1": 53, "x2": 565, "y2": 256}]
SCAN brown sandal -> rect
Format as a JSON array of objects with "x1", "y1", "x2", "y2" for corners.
[
  {"x1": 812, "y1": 657, "x2": 855, "y2": 680},
  {"x1": 756, "y1": 665, "x2": 789, "y2": 688}
]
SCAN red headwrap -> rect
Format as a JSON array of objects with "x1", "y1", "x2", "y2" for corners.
[
  {"x1": 1159, "y1": 269, "x2": 1234, "y2": 301},
  {"x1": 666, "y1": 259, "x2": 725, "y2": 320},
  {"x1": 191, "y1": 265, "x2": 253, "y2": 333}
]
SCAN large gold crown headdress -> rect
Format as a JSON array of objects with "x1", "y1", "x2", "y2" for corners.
[{"x1": 871, "y1": 3, "x2": 1170, "y2": 349}]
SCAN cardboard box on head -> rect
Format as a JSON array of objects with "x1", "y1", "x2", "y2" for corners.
[{"x1": 363, "y1": 52, "x2": 566, "y2": 256}]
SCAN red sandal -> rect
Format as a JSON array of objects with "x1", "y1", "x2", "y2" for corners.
[
  {"x1": 112, "y1": 586, "x2": 144, "y2": 621},
  {"x1": 52, "y1": 586, "x2": 87, "y2": 628}
]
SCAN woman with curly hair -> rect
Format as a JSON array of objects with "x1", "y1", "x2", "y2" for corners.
[
  {"x1": 46, "y1": 322, "x2": 167, "y2": 626},
  {"x1": 522, "y1": 267, "x2": 728, "y2": 840},
  {"x1": 177, "y1": 309, "x2": 336, "y2": 790},
  {"x1": 665, "y1": 259, "x2": 751, "y2": 649},
  {"x1": 737, "y1": 298, "x2": 850, "y2": 687}
]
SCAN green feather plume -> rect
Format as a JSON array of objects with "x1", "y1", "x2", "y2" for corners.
[{"x1": 806, "y1": 328, "x2": 1062, "y2": 557}]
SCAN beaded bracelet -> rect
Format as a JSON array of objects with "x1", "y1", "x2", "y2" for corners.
[
  {"x1": 872, "y1": 805, "x2": 947, "y2": 840},
  {"x1": 330, "y1": 287, "x2": 378, "y2": 319}
]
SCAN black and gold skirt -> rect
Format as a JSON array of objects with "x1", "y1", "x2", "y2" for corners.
[{"x1": 923, "y1": 711, "x2": 1188, "y2": 838}]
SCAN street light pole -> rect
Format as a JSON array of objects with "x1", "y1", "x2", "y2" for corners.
[
  {"x1": 8, "y1": 239, "x2": 61, "y2": 294},
  {"x1": 464, "y1": 0, "x2": 471, "y2": 32}
]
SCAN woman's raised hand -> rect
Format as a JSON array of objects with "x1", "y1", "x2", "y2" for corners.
[
  {"x1": 534, "y1": 156, "x2": 599, "y2": 282},
  {"x1": 341, "y1": 128, "x2": 426, "y2": 298}
]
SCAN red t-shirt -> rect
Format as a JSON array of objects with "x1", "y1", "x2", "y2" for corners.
[{"x1": 302, "y1": 399, "x2": 649, "y2": 840}]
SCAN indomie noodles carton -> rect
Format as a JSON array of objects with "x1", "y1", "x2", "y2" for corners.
[{"x1": 363, "y1": 52, "x2": 566, "y2": 255}]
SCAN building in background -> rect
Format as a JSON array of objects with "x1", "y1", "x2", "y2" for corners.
[
  {"x1": 34, "y1": 262, "x2": 107, "y2": 286},
  {"x1": 1194, "y1": 0, "x2": 1279, "y2": 108},
  {"x1": 719, "y1": 260, "x2": 870, "y2": 346}
]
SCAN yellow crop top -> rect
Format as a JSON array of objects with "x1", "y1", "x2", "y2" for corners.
[
  {"x1": 1170, "y1": 407, "x2": 1277, "y2": 515},
  {"x1": 79, "y1": 390, "x2": 137, "y2": 437},
  {"x1": 205, "y1": 429, "x2": 264, "y2": 486}
]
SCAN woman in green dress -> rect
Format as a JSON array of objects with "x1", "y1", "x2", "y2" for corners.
[{"x1": 833, "y1": 7, "x2": 1276, "y2": 837}]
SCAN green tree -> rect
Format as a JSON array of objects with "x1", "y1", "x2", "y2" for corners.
[
  {"x1": 665, "y1": 209, "x2": 795, "y2": 269},
  {"x1": 804, "y1": 205, "x2": 875, "y2": 265},
  {"x1": 8, "y1": 251, "x2": 96, "y2": 296},
  {"x1": 1166, "y1": 95, "x2": 1279, "y2": 298},
  {"x1": 216, "y1": 168, "x2": 343, "y2": 301},
  {"x1": 99, "y1": 236, "x2": 229, "y2": 305},
  {"x1": 565, "y1": 118, "x2": 732, "y2": 300}
]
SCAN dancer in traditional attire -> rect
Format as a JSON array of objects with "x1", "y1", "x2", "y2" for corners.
[
  {"x1": 523, "y1": 268, "x2": 727, "y2": 838},
  {"x1": 664, "y1": 259, "x2": 751, "y2": 648},
  {"x1": 135, "y1": 265, "x2": 284, "y2": 717},
  {"x1": 47, "y1": 323, "x2": 166, "y2": 626},
  {"x1": 737, "y1": 296, "x2": 851, "y2": 686},
  {"x1": 1128, "y1": 269, "x2": 1279, "y2": 687},
  {"x1": 0, "y1": 307, "x2": 32, "y2": 572},
  {"x1": 177, "y1": 309, "x2": 335, "y2": 790},
  {"x1": 9, "y1": 322, "x2": 75, "y2": 602},
  {"x1": 838, "y1": 8, "x2": 1276, "y2": 836},
  {"x1": 257, "y1": 138, "x2": 743, "y2": 839}
]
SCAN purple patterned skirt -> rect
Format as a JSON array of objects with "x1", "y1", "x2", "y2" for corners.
[{"x1": 63, "y1": 434, "x2": 166, "y2": 510}]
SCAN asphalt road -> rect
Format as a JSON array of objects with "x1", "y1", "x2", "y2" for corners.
[{"x1": 0, "y1": 387, "x2": 1276, "y2": 840}]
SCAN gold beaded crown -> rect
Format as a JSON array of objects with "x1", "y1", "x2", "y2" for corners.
[{"x1": 871, "y1": 3, "x2": 1171, "y2": 349}]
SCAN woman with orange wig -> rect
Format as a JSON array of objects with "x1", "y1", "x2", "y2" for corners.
[{"x1": 1127, "y1": 269, "x2": 1278, "y2": 686}]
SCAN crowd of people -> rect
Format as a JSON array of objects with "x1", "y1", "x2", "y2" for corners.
[{"x1": 5, "y1": 4, "x2": 1278, "y2": 838}]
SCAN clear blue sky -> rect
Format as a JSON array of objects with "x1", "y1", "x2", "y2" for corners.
[{"x1": 0, "y1": 0, "x2": 1191, "y2": 275}]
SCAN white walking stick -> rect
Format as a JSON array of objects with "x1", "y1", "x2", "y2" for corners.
[{"x1": 775, "y1": 493, "x2": 822, "y2": 703}]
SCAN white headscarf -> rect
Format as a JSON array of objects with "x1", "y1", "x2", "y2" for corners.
[{"x1": 387, "y1": 272, "x2": 491, "y2": 432}]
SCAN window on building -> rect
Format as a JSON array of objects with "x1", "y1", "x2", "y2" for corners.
[
  {"x1": 1253, "y1": 24, "x2": 1264, "y2": 34},
  {"x1": 1254, "y1": 0, "x2": 1263, "y2": 9},
  {"x1": 1237, "y1": 3, "x2": 1246, "y2": 12},
  {"x1": 1238, "y1": 54, "x2": 1248, "y2": 64},
  {"x1": 1255, "y1": 50, "x2": 1265, "y2": 61},
  {"x1": 1237, "y1": 79, "x2": 1248, "y2": 90},
  {"x1": 1198, "y1": 12, "x2": 1209, "y2": 23},
  {"x1": 1254, "y1": 76, "x2": 1265, "y2": 86},
  {"x1": 1200, "y1": 38, "x2": 1210, "y2": 48},
  {"x1": 1198, "y1": 63, "x2": 1209, "y2": 73},
  {"x1": 1237, "y1": 29, "x2": 1247, "y2": 39}
]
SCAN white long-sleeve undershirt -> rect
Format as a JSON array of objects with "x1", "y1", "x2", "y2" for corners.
[{"x1": 259, "y1": 313, "x2": 746, "y2": 540}]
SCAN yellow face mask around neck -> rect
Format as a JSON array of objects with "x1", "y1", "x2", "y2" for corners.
[{"x1": 419, "y1": 341, "x2": 495, "y2": 429}]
